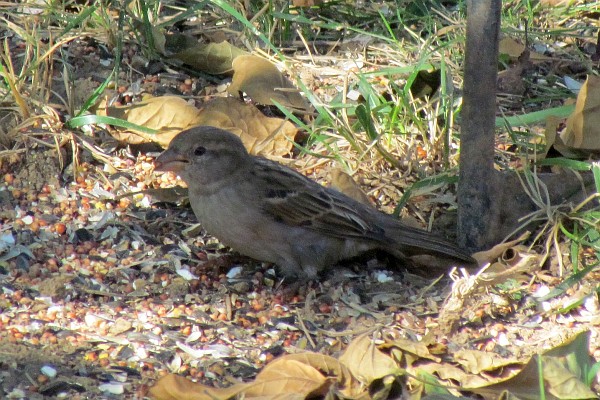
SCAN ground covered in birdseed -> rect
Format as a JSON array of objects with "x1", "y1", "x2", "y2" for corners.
[{"x1": 1, "y1": 1, "x2": 599, "y2": 399}]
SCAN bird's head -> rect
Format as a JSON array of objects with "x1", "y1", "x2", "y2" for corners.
[{"x1": 154, "y1": 126, "x2": 251, "y2": 187}]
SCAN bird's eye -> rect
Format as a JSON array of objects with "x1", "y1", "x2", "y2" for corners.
[{"x1": 194, "y1": 146, "x2": 206, "y2": 156}]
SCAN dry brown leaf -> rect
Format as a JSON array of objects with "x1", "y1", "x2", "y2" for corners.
[
  {"x1": 471, "y1": 232, "x2": 528, "y2": 265},
  {"x1": 149, "y1": 373, "x2": 249, "y2": 400},
  {"x1": 104, "y1": 130, "x2": 156, "y2": 146},
  {"x1": 247, "y1": 358, "x2": 329, "y2": 397},
  {"x1": 418, "y1": 361, "x2": 491, "y2": 388},
  {"x1": 339, "y1": 334, "x2": 400, "y2": 385},
  {"x1": 277, "y1": 353, "x2": 358, "y2": 393},
  {"x1": 563, "y1": 74, "x2": 600, "y2": 151},
  {"x1": 149, "y1": 363, "x2": 322, "y2": 400},
  {"x1": 329, "y1": 168, "x2": 372, "y2": 206},
  {"x1": 499, "y1": 37, "x2": 551, "y2": 62},
  {"x1": 103, "y1": 95, "x2": 297, "y2": 156},
  {"x1": 196, "y1": 97, "x2": 297, "y2": 157},
  {"x1": 149, "y1": 353, "x2": 347, "y2": 400},
  {"x1": 468, "y1": 332, "x2": 597, "y2": 400},
  {"x1": 228, "y1": 55, "x2": 310, "y2": 113},
  {"x1": 542, "y1": 115, "x2": 584, "y2": 159},
  {"x1": 380, "y1": 337, "x2": 441, "y2": 367},
  {"x1": 104, "y1": 96, "x2": 203, "y2": 147},
  {"x1": 172, "y1": 40, "x2": 249, "y2": 75},
  {"x1": 454, "y1": 349, "x2": 521, "y2": 375}
]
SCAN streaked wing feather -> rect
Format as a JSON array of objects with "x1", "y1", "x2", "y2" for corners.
[{"x1": 254, "y1": 158, "x2": 385, "y2": 241}]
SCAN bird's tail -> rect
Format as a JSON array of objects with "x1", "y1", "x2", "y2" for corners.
[{"x1": 382, "y1": 221, "x2": 476, "y2": 265}]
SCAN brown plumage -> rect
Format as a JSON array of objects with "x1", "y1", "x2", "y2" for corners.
[{"x1": 155, "y1": 126, "x2": 476, "y2": 280}]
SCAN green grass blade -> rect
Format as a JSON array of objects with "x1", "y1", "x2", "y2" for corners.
[
  {"x1": 537, "y1": 158, "x2": 592, "y2": 170},
  {"x1": 211, "y1": 0, "x2": 281, "y2": 57},
  {"x1": 496, "y1": 105, "x2": 575, "y2": 127},
  {"x1": 61, "y1": 4, "x2": 99, "y2": 36},
  {"x1": 67, "y1": 115, "x2": 157, "y2": 134}
]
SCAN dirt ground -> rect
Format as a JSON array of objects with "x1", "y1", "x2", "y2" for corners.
[{"x1": 1, "y1": 4, "x2": 600, "y2": 399}]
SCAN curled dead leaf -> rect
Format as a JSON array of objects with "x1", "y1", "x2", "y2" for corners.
[
  {"x1": 471, "y1": 232, "x2": 529, "y2": 265},
  {"x1": 103, "y1": 95, "x2": 298, "y2": 157},
  {"x1": 338, "y1": 334, "x2": 400, "y2": 385},
  {"x1": 499, "y1": 37, "x2": 551, "y2": 62},
  {"x1": 468, "y1": 332, "x2": 597, "y2": 399},
  {"x1": 380, "y1": 337, "x2": 441, "y2": 366},
  {"x1": 105, "y1": 96, "x2": 203, "y2": 147},
  {"x1": 172, "y1": 40, "x2": 249, "y2": 75},
  {"x1": 329, "y1": 168, "x2": 372, "y2": 206},
  {"x1": 149, "y1": 373, "x2": 249, "y2": 400},
  {"x1": 454, "y1": 349, "x2": 521, "y2": 375},
  {"x1": 228, "y1": 55, "x2": 310, "y2": 113},
  {"x1": 149, "y1": 352, "x2": 358, "y2": 400},
  {"x1": 196, "y1": 97, "x2": 297, "y2": 157},
  {"x1": 275, "y1": 352, "x2": 358, "y2": 394},
  {"x1": 542, "y1": 115, "x2": 583, "y2": 159},
  {"x1": 563, "y1": 74, "x2": 600, "y2": 151}
]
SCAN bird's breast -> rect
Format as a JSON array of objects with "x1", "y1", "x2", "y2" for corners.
[
  {"x1": 190, "y1": 186, "x2": 249, "y2": 239},
  {"x1": 187, "y1": 184, "x2": 290, "y2": 262}
]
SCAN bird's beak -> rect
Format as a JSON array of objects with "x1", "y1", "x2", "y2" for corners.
[{"x1": 154, "y1": 149, "x2": 188, "y2": 173}]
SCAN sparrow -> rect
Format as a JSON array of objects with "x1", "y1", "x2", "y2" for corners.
[{"x1": 154, "y1": 126, "x2": 476, "y2": 280}]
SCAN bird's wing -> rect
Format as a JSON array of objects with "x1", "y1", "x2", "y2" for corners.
[
  {"x1": 253, "y1": 158, "x2": 476, "y2": 264},
  {"x1": 254, "y1": 158, "x2": 388, "y2": 242}
]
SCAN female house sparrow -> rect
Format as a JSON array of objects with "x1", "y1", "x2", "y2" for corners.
[{"x1": 154, "y1": 126, "x2": 476, "y2": 280}]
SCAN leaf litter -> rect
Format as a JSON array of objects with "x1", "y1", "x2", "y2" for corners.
[{"x1": 0, "y1": 2, "x2": 599, "y2": 400}]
